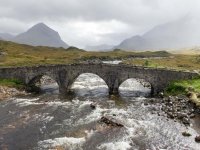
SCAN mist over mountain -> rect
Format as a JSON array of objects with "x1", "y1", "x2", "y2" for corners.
[
  {"x1": 0, "y1": 33, "x2": 14, "y2": 41},
  {"x1": 116, "y1": 17, "x2": 200, "y2": 50},
  {"x1": 11, "y1": 23, "x2": 69, "y2": 48},
  {"x1": 85, "y1": 44, "x2": 114, "y2": 51}
]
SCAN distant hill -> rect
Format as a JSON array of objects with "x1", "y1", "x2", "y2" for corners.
[
  {"x1": 85, "y1": 44, "x2": 114, "y2": 51},
  {"x1": 0, "y1": 40, "x2": 84, "y2": 66},
  {"x1": 0, "y1": 33, "x2": 14, "y2": 41},
  {"x1": 11, "y1": 23, "x2": 69, "y2": 48},
  {"x1": 171, "y1": 47, "x2": 200, "y2": 55},
  {"x1": 115, "y1": 17, "x2": 200, "y2": 50}
]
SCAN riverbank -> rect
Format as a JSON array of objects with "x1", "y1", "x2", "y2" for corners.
[
  {"x1": 0, "y1": 86, "x2": 27, "y2": 101},
  {"x1": 143, "y1": 95, "x2": 200, "y2": 143},
  {"x1": 165, "y1": 77, "x2": 200, "y2": 107}
]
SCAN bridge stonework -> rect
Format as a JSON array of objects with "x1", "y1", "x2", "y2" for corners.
[{"x1": 0, "y1": 64, "x2": 198, "y2": 95}]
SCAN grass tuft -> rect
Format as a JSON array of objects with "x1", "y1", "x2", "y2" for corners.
[
  {"x1": 0, "y1": 78, "x2": 26, "y2": 90},
  {"x1": 165, "y1": 77, "x2": 200, "y2": 95}
]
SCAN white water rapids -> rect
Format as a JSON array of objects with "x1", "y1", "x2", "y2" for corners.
[{"x1": 0, "y1": 67, "x2": 199, "y2": 150}]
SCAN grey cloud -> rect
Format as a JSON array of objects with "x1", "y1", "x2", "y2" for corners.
[
  {"x1": 0, "y1": 0, "x2": 199, "y2": 47},
  {"x1": 0, "y1": 0, "x2": 194, "y2": 23}
]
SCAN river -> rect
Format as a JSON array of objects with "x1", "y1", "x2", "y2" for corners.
[{"x1": 0, "y1": 67, "x2": 200, "y2": 149}]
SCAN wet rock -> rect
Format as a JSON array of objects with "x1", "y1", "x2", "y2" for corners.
[
  {"x1": 182, "y1": 118, "x2": 190, "y2": 126},
  {"x1": 90, "y1": 103, "x2": 96, "y2": 109},
  {"x1": 149, "y1": 98, "x2": 154, "y2": 103},
  {"x1": 182, "y1": 132, "x2": 192, "y2": 137},
  {"x1": 158, "y1": 92, "x2": 164, "y2": 98},
  {"x1": 158, "y1": 95, "x2": 200, "y2": 126},
  {"x1": 0, "y1": 86, "x2": 27, "y2": 100},
  {"x1": 144, "y1": 101, "x2": 148, "y2": 106},
  {"x1": 177, "y1": 112, "x2": 187, "y2": 119},
  {"x1": 189, "y1": 114, "x2": 196, "y2": 118},
  {"x1": 99, "y1": 116, "x2": 124, "y2": 127},
  {"x1": 195, "y1": 135, "x2": 200, "y2": 143},
  {"x1": 144, "y1": 94, "x2": 199, "y2": 126},
  {"x1": 178, "y1": 97, "x2": 183, "y2": 101},
  {"x1": 197, "y1": 93, "x2": 200, "y2": 98},
  {"x1": 167, "y1": 112, "x2": 174, "y2": 119}
]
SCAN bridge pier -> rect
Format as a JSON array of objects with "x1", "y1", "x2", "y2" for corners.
[{"x1": 109, "y1": 87, "x2": 119, "y2": 95}]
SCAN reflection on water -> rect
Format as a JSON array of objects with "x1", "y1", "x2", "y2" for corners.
[{"x1": 0, "y1": 73, "x2": 199, "y2": 150}]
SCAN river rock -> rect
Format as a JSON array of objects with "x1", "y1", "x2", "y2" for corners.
[
  {"x1": 182, "y1": 117, "x2": 190, "y2": 125},
  {"x1": 158, "y1": 92, "x2": 164, "y2": 98},
  {"x1": 182, "y1": 131, "x2": 192, "y2": 137},
  {"x1": 195, "y1": 135, "x2": 200, "y2": 143},
  {"x1": 177, "y1": 112, "x2": 187, "y2": 119},
  {"x1": 0, "y1": 86, "x2": 27, "y2": 100},
  {"x1": 90, "y1": 103, "x2": 96, "y2": 109},
  {"x1": 99, "y1": 116, "x2": 124, "y2": 127},
  {"x1": 158, "y1": 95, "x2": 200, "y2": 126}
]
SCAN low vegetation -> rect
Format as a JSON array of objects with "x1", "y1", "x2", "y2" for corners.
[
  {"x1": 0, "y1": 78, "x2": 26, "y2": 90},
  {"x1": 165, "y1": 77, "x2": 200, "y2": 95},
  {"x1": 124, "y1": 55, "x2": 200, "y2": 71},
  {"x1": 0, "y1": 40, "x2": 170, "y2": 67},
  {"x1": 165, "y1": 77, "x2": 200, "y2": 106}
]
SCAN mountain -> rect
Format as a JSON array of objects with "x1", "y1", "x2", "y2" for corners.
[
  {"x1": 116, "y1": 17, "x2": 200, "y2": 50},
  {"x1": 12, "y1": 23, "x2": 69, "y2": 48},
  {"x1": 85, "y1": 44, "x2": 114, "y2": 51},
  {"x1": 0, "y1": 33, "x2": 14, "y2": 41}
]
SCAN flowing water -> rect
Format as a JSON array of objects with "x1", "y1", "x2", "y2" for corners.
[{"x1": 0, "y1": 73, "x2": 200, "y2": 150}]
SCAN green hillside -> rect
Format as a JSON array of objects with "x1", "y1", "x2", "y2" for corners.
[{"x1": 0, "y1": 40, "x2": 171, "y2": 67}]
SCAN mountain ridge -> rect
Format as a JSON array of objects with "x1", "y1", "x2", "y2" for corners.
[
  {"x1": 1, "y1": 23, "x2": 69, "y2": 48},
  {"x1": 115, "y1": 17, "x2": 200, "y2": 50}
]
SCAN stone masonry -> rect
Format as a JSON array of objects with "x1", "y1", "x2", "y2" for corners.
[{"x1": 0, "y1": 64, "x2": 198, "y2": 95}]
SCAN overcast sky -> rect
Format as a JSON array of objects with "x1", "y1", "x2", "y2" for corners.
[{"x1": 0, "y1": 0, "x2": 199, "y2": 48}]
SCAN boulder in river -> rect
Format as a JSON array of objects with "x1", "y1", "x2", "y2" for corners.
[
  {"x1": 182, "y1": 131, "x2": 192, "y2": 137},
  {"x1": 90, "y1": 103, "x2": 96, "y2": 109},
  {"x1": 99, "y1": 116, "x2": 124, "y2": 127},
  {"x1": 195, "y1": 135, "x2": 200, "y2": 143}
]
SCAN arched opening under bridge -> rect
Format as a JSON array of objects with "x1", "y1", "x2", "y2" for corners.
[
  {"x1": 119, "y1": 78, "x2": 152, "y2": 97},
  {"x1": 70, "y1": 73, "x2": 109, "y2": 97},
  {"x1": 28, "y1": 75, "x2": 59, "y2": 94}
]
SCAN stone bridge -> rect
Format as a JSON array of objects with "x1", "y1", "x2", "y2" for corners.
[{"x1": 0, "y1": 64, "x2": 199, "y2": 95}]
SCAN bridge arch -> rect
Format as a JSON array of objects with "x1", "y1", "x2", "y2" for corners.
[
  {"x1": 27, "y1": 74, "x2": 59, "y2": 93},
  {"x1": 118, "y1": 78, "x2": 152, "y2": 97},
  {"x1": 68, "y1": 73, "x2": 109, "y2": 95}
]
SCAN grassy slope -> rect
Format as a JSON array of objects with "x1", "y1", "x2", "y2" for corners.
[
  {"x1": 0, "y1": 78, "x2": 26, "y2": 90},
  {"x1": 124, "y1": 55, "x2": 200, "y2": 71},
  {"x1": 165, "y1": 77, "x2": 200, "y2": 95},
  {"x1": 0, "y1": 40, "x2": 171, "y2": 67}
]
